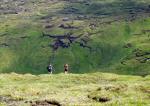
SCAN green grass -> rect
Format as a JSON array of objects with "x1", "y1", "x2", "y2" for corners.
[
  {"x1": 0, "y1": 0, "x2": 150, "y2": 75},
  {"x1": 0, "y1": 0, "x2": 150, "y2": 105},
  {"x1": 0, "y1": 72, "x2": 149, "y2": 106}
]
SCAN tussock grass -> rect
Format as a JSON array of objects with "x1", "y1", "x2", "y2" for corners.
[{"x1": 0, "y1": 72, "x2": 149, "y2": 106}]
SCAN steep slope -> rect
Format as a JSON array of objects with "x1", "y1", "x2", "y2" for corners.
[{"x1": 0, "y1": 0, "x2": 150, "y2": 75}]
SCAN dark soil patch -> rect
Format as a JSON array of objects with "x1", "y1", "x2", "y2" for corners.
[
  {"x1": 98, "y1": 97, "x2": 111, "y2": 103},
  {"x1": 92, "y1": 97, "x2": 111, "y2": 103},
  {"x1": 31, "y1": 100, "x2": 61, "y2": 106},
  {"x1": 0, "y1": 95, "x2": 23, "y2": 106}
]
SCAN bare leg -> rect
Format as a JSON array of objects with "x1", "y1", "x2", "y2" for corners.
[{"x1": 65, "y1": 71, "x2": 68, "y2": 74}]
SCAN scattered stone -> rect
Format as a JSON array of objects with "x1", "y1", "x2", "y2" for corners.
[
  {"x1": 0, "y1": 43, "x2": 9, "y2": 47},
  {"x1": 136, "y1": 57, "x2": 150, "y2": 63},
  {"x1": 62, "y1": 17, "x2": 69, "y2": 21},
  {"x1": 134, "y1": 49, "x2": 150, "y2": 57},
  {"x1": 45, "y1": 24, "x2": 54, "y2": 29},
  {"x1": 76, "y1": 15, "x2": 88, "y2": 20},
  {"x1": 123, "y1": 43, "x2": 132, "y2": 48},
  {"x1": 58, "y1": 24, "x2": 78, "y2": 29},
  {"x1": 142, "y1": 29, "x2": 150, "y2": 34}
]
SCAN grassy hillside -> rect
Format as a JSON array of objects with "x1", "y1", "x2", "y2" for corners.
[
  {"x1": 0, "y1": 72, "x2": 150, "y2": 106},
  {"x1": 0, "y1": 0, "x2": 150, "y2": 75}
]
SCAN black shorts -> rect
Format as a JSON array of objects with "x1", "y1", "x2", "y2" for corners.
[
  {"x1": 48, "y1": 69, "x2": 52, "y2": 72},
  {"x1": 64, "y1": 69, "x2": 68, "y2": 71}
]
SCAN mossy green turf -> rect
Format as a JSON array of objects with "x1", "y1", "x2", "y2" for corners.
[
  {"x1": 0, "y1": 0, "x2": 150, "y2": 75},
  {"x1": 0, "y1": 72, "x2": 150, "y2": 106}
]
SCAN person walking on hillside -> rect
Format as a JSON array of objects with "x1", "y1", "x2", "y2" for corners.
[
  {"x1": 64, "y1": 64, "x2": 69, "y2": 74},
  {"x1": 47, "y1": 64, "x2": 53, "y2": 74}
]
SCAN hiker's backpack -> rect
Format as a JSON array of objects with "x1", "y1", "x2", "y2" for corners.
[{"x1": 47, "y1": 66, "x2": 50, "y2": 70}]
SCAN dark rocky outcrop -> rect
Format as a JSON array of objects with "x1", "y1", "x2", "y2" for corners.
[
  {"x1": 58, "y1": 24, "x2": 79, "y2": 29},
  {"x1": 133, "y1": 49, "x2": 150, "y2": 57},
  {"x1": 42, "y1": 32, "x2": 94, "y2": 52},
  {"x1": 0, "y1": 43, "x2": 9, "y2": 47},
  {"x1": 31, "y1": 100, "x2": 61, "y2": 106},
  {"x1": 44, "y1": 24, "x2": 54, "y2": 29},
  {"x1": 42, "y1": 32, "x2": 82, "y2": 50}
]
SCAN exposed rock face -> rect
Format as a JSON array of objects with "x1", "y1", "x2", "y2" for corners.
[
  {"x1": 42, "y1": 32, "x2": 93, "y2": 51},
  {"x1": 58, "y1": 24, "x2": 78, "y2": 29}
]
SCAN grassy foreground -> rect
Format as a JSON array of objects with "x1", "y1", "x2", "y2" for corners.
[{"x1": 0, "y1": 72, "x2": 149, "y2": 106}]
